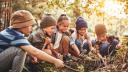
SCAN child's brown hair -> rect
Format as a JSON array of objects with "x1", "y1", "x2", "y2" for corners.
[{"x1": 57, "y1": 14, "x2": 69, "y2": 24}]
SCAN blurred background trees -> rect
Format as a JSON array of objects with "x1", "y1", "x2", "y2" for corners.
[
  {"x1": 0, "y1": 0, "x2": 128, "y2": 36},
  {"x1": 0, "y1": 0, "x2": 127, "y2": 71}
]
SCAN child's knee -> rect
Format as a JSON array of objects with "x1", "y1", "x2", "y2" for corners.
[
  {"x1": 83, "y1": 43, "x2": 90, "y2": 53},
  {"x1": 61, "y1": 36, "x2": 70, "y2": 44},
  {"x1": 75, "y1": 40, "x2": 82, "y2": 48},
  {"x1": 100, "y1": 43, "x2": 111, "y2": 56}
]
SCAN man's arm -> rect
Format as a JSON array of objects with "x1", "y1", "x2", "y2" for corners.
[{"x1": 20, "y1": 45, "x2": 64, "y2": 68}]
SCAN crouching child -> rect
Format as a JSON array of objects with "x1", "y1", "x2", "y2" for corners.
[
  {"x1": 53, "y1": 14, "x2": 80, "y2": 60},
  {"x1": 92, "y1": 24, "x2": 121, "y2": 57},
  {"x1": 71, "y1": 17, "x2": 94, "y2": 54}
]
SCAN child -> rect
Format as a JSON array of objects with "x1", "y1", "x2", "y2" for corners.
[
  {"x1": 27, "y1": 15, "x2": 61, "y2": 72},
  {"x1": 71, "y1": 17, "x2": 94, "y2": 54},
  {"x1": 53, "y1": 14, "x2": 80, "y2": 59},
  {"x1": 92, "y1": 24, "x2": 121, "y2": 57}
]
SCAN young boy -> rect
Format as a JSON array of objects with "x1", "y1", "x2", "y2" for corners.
[
  {"x1": 71, "y1": 17, "x2": 93, "y2": 54},
  {"x1": 92, "y1": 24, "x2": 120, "y2": 57},
  {"x1": 28, "y1": 15, "x2": 56, "y2": 53},
  {"x1": 27, "y1": 15, "x2": 61, "y2": 72},
  {"x1": 0, "y1": 10, "x2": 64, "y2": 72}
]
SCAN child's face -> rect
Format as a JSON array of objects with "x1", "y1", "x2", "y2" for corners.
[
  {"x1": 43, "y1": 26, "x2": 55, "y2": 36},
  {"x1": 77, "y1": 27, "x2": 87, "y2": 36},
  {"x1": 58, "y1": 20, "x2": 69, "y2": 33},
  {"x1": 21, "y1": 25, "x2": 32, "y2": 36},
  {"x1": 97, "y1": 33, "x2": 107, "y2": 41}
]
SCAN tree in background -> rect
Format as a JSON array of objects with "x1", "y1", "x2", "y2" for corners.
[{"x1": 1, "y1": 0, "x2": 128, "y2": 35}]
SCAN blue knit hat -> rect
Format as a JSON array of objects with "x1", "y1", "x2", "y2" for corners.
[{"x1": 75, "y1": 17, "x2": 88, "y2": 30}]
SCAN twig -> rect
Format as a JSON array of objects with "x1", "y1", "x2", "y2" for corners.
[{"x1": 64, "y1": 64, "x2": 79, "y2": 72}]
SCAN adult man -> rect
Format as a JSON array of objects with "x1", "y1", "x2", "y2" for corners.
[{"x1": 0, "y1": 10, "x2": 64, "y2": 72}]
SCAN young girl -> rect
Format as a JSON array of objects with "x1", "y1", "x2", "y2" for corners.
[
  {"x1": 53, "y1": 14, "x2": 80, "y2": 60},
  {"x1": 71, "y1": 17, "x2": 94, "y2": 54}
]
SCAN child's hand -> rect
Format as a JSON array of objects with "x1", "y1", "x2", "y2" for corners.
[
  {"x1": 116, "y1": 43, "x2": 122, "y2": 49},
  {"x1": 44, "y1": 37, "x2": 51, "y2": 45},
  {"x1": 31, "y1": 56, "x2": 38, "y2": 64},
  {"x1": 90, "y1": 47, "x2": 96, "y2": 53}
]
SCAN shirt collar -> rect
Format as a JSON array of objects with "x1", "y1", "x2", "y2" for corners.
[{"x1": 8, "y1": 26, "x2": 25, "y2": 37}]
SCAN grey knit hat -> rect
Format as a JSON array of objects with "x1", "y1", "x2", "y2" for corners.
[{"x1": 40, "y1": 16, "x2": 56, "y2": 28}]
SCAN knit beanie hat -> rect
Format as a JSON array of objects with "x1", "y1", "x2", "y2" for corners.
[
  {"x1": 11, "y1": 10, "x2": 36, "y2": 28},
  {"x1": 95, "y1": 24, "x2": 107, "y2": 36},
  {"x1": 40, "y1": 16, "x2": 56, "y2": 28},
  {"x1": 75, "y1": 17, "x2": 88, "y2": 30}
]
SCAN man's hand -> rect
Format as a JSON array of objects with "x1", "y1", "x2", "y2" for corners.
[
  {"x1": 54, "y1": 59, "x2": 64, "y2": 68},
  {"x1": 21, "y1": 45, "x2": 64, "y2": 68}
]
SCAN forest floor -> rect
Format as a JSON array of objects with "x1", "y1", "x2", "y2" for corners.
[{"x1": 38, "y1": 36, "x2": 128, "y2": 72}]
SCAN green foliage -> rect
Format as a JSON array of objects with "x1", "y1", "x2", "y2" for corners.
[
  {"x1": 11, "y1": 0, "x2": 127, "y2": 35},
  {"x1": 41, "y1": 62, "x2": 58, "y2": 72}
]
